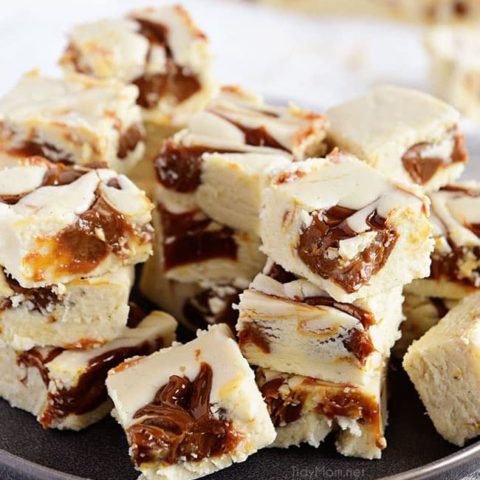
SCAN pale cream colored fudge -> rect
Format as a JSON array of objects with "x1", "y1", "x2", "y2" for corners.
[
  {"x1": 106, "y1": 324, "x2": 276, "y2": 480},
  {"x1": 60, "y1": 5, "x2": 215, "y2": 125},
  {"x1": 426, "y1": 26, "x2": 480, "y2": 122},
  {"x1": 257, "y1": 365, "x2": 388, "y2": 459},
  {"x1": 326, "y1": 86, "x2": 467, "y2": 191},
  {"x1": 404, "y1": 292, "x2": 480, "y2": 446},
  {"x1": 152, "y1": 85, "x2": 327, "y2": 212},
  {"x1": 260, "y1": 152, "x2": 433, "y2": 302},
  {"x1": 0, "y1": 161, "x2": 153, "y2": 288},
  {"x1": 146, "y1": 201, "x2": 265, "y2": 285},
  {"x1": 0, "y1": 71, "x2": 145, "y2": 173},
  {"x1": 0, "y1": 310, "x2": 176, "y2": 430},
  {"x1": 140, "y1": 262, "x2": 246, "y2": 332},
  {"x1": 0, "y1": 266, "x2": 133, "y2": 350},
  {"x1": 196, "y1": 152, "x2": 292, "y2": 235},
  {"x1": 394, "y1": 293, "x2": 458, "y2": 357},
  {"x1": 407, "y1": 182, "x2": 480, "y2": 300},
  {"x1": 261, "y1": 0, "x2": 480, "y2": 23},
  {"x1": 237, "y1": 261, "x2": 403, "y2": 385}
]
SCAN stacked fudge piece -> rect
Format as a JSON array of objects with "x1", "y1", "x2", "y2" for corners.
[
  {"x1": 141, "y1": 85, "x2": 328, "y2": 330},
  {"x1": 237, "y1": 152, "x2": 433, "y2": 458},
  {"x1": 325, "y1": 85, "x2": 470, "y2": 355},
  {"x1": 106, "y1": 324, "x2": 276, "y2": 480},
  {"x1": 60, "y1": 5, "x2": 214, "y2": 126},
  {"x1": 426, "y1": 26, "x2": 480, "y2": 123},
  {"x1": 0, "y1": 158, "x2": 177, "y2": 430},
  {"x1": 404, "y1": 292, "x2": 480, "y2": 447},
  {"x1": 399, "y1": 182, "x2": 480, "y2": 353},
  {"x1": 0, "y1": 71, "x2": 145, "y2": 174},
  {"x1": 59, "y1": 5, "x2": 216, "y2": 190}
]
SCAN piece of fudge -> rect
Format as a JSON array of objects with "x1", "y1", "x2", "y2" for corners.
[
  {"x1": 237, "y1": 262, "x2": 403, "y2": 385},
  {"x1": 60, "y1": 5, "x2": 214, "y2": 125},
  {"x1": 0, "y1": 71, "x2": 145, "y2": 173},
  {"x1": 404, "y1": 292, "x2": 480, "y2": 446},
  {"x1": 0, "y1": 266, "x2": 133, "y2": 350},
  {"x1": 0, "y1": 161, "x2": 153, "y2": 288},
  {"x1": 407, "y1": 182, "x2": 480, "y2": 300},
  {"x1": 106, "y1": 324, "x2": 276, "y2": 480},
  {"x1": 147, "y1": 200, "x2": 265, "y2": 284},
  {"x1": 260, "y1": 152, "x2": 433, "y2": 302},
  {"x1": 0, "y1": 309, "x2": 176, "y2": 430},
  {"x1": 140, "y1": 263, "x2": 246, "y2": 332},
  {"x1": 326, "y1": 85, "x2": 468, "y2": 191},
  {"x1": 426, "y1": 26, "x2": 480, "y2": 123},
  {"x1": 394, "y1": 293, "x2": 458, "y2": 357},
  {"x1": 153, "y1": 85, "x2": 327, "y2": 213},
  {"x1": 257, "y1": 365, "x2": 387, "y2": 459}
]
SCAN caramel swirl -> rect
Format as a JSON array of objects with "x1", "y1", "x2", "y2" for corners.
[
  {"x1": 298, "y1": 206, "x2": 398, "y2": 293},
  {"x1": 128, "y1": 363, "x2": 240, "y2": 466}
]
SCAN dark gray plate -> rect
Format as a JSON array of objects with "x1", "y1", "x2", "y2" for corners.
[{"x1": 0, "y1": 360, "x2": 479, "y2": 480}]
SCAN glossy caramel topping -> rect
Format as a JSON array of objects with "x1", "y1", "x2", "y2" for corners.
[
  {"x1": 131, "y1": 18, "x2": 201, "y2": 108},
  {"x1": 265, "y1": 262, "x2": 297, "y2": 284},
  {"x1": 183, "y1": 286, "x2": 241, "y2": 331},
  {"x1": 342, "y1": 328, "x2": 375, "y2": 364},
  {"x1": 159, "y1": 206, "x2": 237, "y2": 270},
  {"x1": 154, "y1": 142, "x2": 220, "y2": 192},
  {"x1": 259, "y1": 373, "x2": 380, "y2": 430},
  {"x1": 298, "y1": 206, "x2": 398, "y2": 293},
  {"x1": 53, "y1": 195, "x2": 134, "y2": 275},
  {"x1": 17, "y1": 308, "x2": 161, "y2": 428},
  {"x1": 17, "y1": 348, "x2": 63, "y2": 385},
  {"x1": 402, "y1": 132, "x2": 467, "y2": 185},
  {"x1": 39, "y1": 336, "x2": 163, "y2": 428},
  {"x1": 238, "y1": 323, "x2": 271, "y2": 354},
  {"x1": 0, "y1": 162, "x2": 88, "y2": 205},
  {"x1": 313, "y1": 385, "x2": 379, "y2": 425},
  {"x1": 127, "y1": 362, "x2": 240, "y2": 466},
  {"x1": 1, "y1": 272, "x2": 59, "y2": 313},
  {"x1": 214, "y1": 114, "x2": 288, "y2": 151},
  {"x1": 430, "y1": 245, "x2": 480, "y2": 287},
  {"x1": 260, "y1": 377, "x2": 304, "y2": 426}
]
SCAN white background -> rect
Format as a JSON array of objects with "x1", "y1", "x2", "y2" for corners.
[{"x1": 0, "y1": 0, "x2": 478, "y2": 176}]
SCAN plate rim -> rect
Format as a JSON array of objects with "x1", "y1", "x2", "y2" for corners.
[{"x1": 1, "y1": 439, "x2": 479, "y2": 480}]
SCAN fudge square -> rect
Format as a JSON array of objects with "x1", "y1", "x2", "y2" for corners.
[
  {"x1": 426, "y1": 26, "x2": 480, "y2": 123},
  {"x1": 260, "y1": 151, "x2": 433, "y2": 302},
  {"x1": 152, "y1": 85, "x2": 327, "y2": 230},
  {"x1": 60, "y1": 5, "x2": 214, "y2": 125},
  {"x1": 0, "y1": 266, "x2": 133, "y2": 350},
  {"x1": 0, "y1": 71, "x2": 145, "y2": 173},
  {"x1": 237, "y1": 262, "x2": 403, "y2": 385},
  {"x1": 326, "y1": 85, "x2": 468, "y2": 191},
  {"x1": 407, "y1": 182, "x2": 480, "y2": 300},
  {"x1": 404, "y1": 292, "x2": 480, "y2": 446},
  {"x1": 106, "y1": 324, "x2": 275, "y2": 480},
  {"x1": 0, "y1": 161, "x2": 154, "y2": 288},
  {"x1": 148, "y1": 200, "x2": 265, "y2": 284},
  {"x1": 257, "y1": 364, "x2": 388, "y2": 460},
  {"x1": 0, "y1": 310, "x2": 176, "y2": 431}
]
